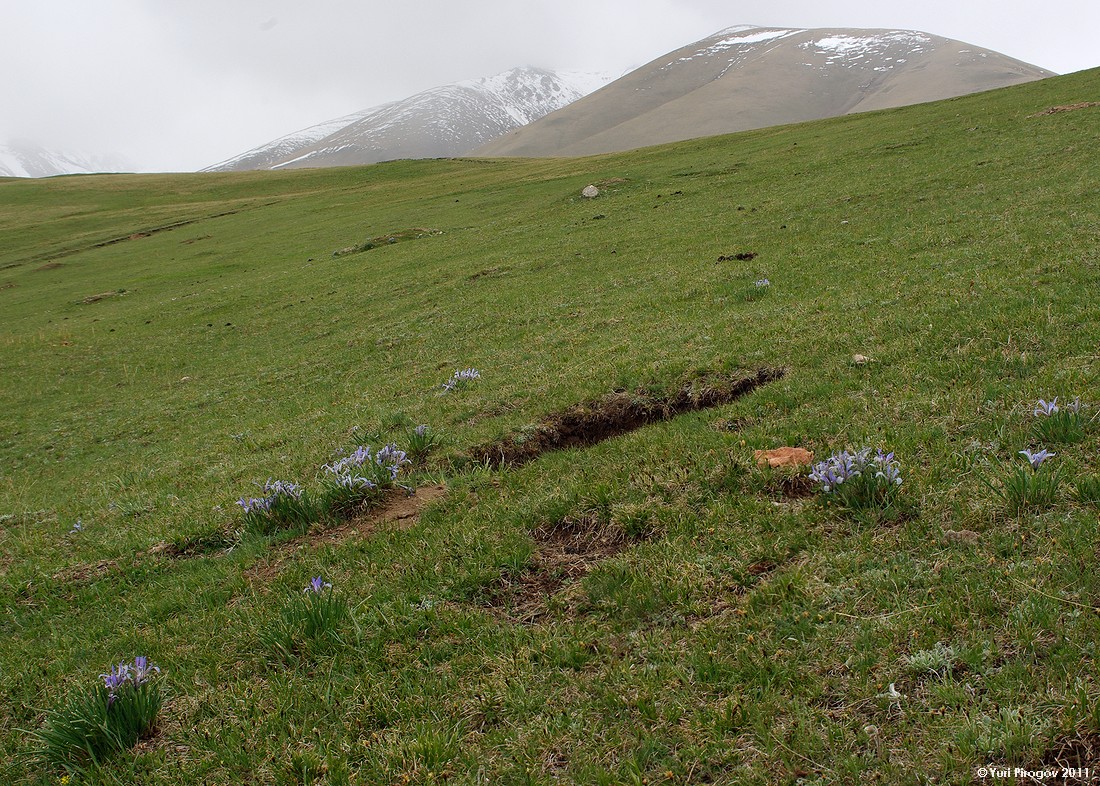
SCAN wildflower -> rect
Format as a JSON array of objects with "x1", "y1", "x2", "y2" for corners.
[
  {"x1": 305, "y1": 576, "x2": 332, "y2": 594},
  {"x1": 414, "y1": 424, "x2": 429, "y2": 437},
  {"x1": 442, "y1": 368, "x2": 480, "y2": 392},
  {"x1": 754, "y1": 278, "x2": 770, "y2": 288},
  {"x1": 1033, "y1": 398, "x2": 1059, "y2": 417},
  {"x1": 325, "y1": 445, "x2": 372, "y2": 476},
  {"x1": 809, "y1": 448, "x2": 881, "y2": 491},
  {"x1": 873, "y1": 450, "x2": 903, "y2": 486},
  {"x1": 263, "y1": 479, "x2": 303, "y2": 499},
  {"x1": 131, "y1": 656, "x2": 160, "y2": 685},
  {"x1": 808, "y1": 446, "x2": 902, "y2": 510},
  {"x1": 876, "y1": 682, "x2": 905, "y2": 713},
  {"x1": 237, "y1": 497, "x2": 271, "y2": 514},
  {"x1": 375, "y1": 443, "x2": 410, "y2": 480},
  {"x1": 1019, "y1": 448, "x2": 1055, "y2": 470},
  {"x1": 330, "y1": 473, "x2": 376, "y2": 491},
  {"x1": 101, "y1": 664, "x2": 130, "y2": 703},
  {"x1": 1066, "y1": 396, "x2": 1082, "y2": 414},
  {"x1": 68, "y1": 519, "x2": 83, "y2": 535}
]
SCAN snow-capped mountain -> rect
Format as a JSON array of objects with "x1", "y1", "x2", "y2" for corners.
[
  {"x1": 206, "y1": 67, "x2": 613, "y2": 172},
  {"x1": 475, "y1": 25, "x2": 1055, "y2": 158},
  {"x1": 0, "y1": 141, "x2": 130, "y2": 178}
]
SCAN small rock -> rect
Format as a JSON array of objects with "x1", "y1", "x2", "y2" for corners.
[
  {"x1": 943, "y1": 529, "x2": 980, "y2": 546},
  {"x1": 581, "y1": 185, "x2": 599, "y2": 199},
  {"x1": 754, "y1": 447, "x2": 814, "y2": 468},
  {"x1": 852, "y1": 354, "x2": 873, "y2": 365}
]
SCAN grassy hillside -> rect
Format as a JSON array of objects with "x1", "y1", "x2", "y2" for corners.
[{"x1": 2, "y1": 70, "x2": 1099, "y2": 785}]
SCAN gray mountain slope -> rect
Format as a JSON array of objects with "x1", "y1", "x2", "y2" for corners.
[
  {"x1": 474, "y1": 26, "x2": 1055, "y2": 158},
  {"x1": 0, "y1": 140, "x2": 130, "y2": 178},
  {"x1": 206, "y1": 67, "x2": 609, "y2": 172}
]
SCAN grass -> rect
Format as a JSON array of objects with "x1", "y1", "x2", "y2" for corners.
[{"x1": 2, "y1": 68, "x2": 1100, "y2": 784}]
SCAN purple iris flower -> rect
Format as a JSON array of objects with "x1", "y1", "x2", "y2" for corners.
[
  {"x1": 1019, "y1": 448, "x2": 1054, "y2": 469},
  {"x1": 442, "y1": 368, "x2": 481, "y2": 392},
  {"x1": 1033, "y1": 398, "x2": 1059, "y2": 417},
  {"x1": 131, "y1": 656, "x2": 160, "y2": 685},
  {"x1": 306, "y1": 576, "x2": 332, "y2": 594},
  {"x1": 375, "y1": 444, "x2": 410, "y2": 480},
  {"x1": 237, "y1": 497, "x2": 271, "y2": 514},
  {"x1": 263, "y1": 479, "x2": 302, "y2": 499},
  {"x1": 809, "y1": 446, "x2": 903, "y2": 493},
  {"x1": 101, "y1": 663, "x2": 131, "y2": 704}
]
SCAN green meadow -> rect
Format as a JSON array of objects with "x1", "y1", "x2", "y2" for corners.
[{"x1": 1, "y1": 68, "x2": 1099, "y2": 784}]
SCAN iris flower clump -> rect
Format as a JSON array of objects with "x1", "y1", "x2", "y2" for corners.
[
  {"x1": 261, "y1": 577, "x2": 352, "y2": 663},
  {"x1": 1032, "y1": 396, "x2": 1087, "y2": 443},
  {"x1": 237, "y1": 479, "x2": 315, "y2": 533},
  {"x1": 30, "y1": 657, "x2": 163, "y2": 774},
  {"x1": 405, "y1": 424, "x2": 441, "y2": 464},
  {"x1": 320, "y1": 443, "x2": 411, "y2": 516},
  {"x1": 808, "y1": 447, "x2": 903, "y2": 512},
  {"x1": 442, "y1": 368, "x2": 480, "y2": 392},
  {"x1": 745, "y1": 278, "x2": 771, "y2": 301},
  {"x1": 986, "y1": 447, "x2": 1062, "y2": 514}
]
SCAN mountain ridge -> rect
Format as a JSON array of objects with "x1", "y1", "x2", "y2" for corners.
[
  {"x1": 474, "y1": 25, "x2": 1055, "y2": 158},
  {"x1": 204, "y1": 66, "x2": 613, "y2": 172},
  {"x1": 0, "y1": 141, "x2": 130, "y2": 179}
]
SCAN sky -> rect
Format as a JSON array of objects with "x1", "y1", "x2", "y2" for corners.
[{"x1": 2, "y1": 0, "x2": 1097, "y2": 173}]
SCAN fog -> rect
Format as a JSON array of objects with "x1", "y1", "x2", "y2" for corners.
[{"x1": 3, "y1": 0, "x2": 1096, "y2": 172}]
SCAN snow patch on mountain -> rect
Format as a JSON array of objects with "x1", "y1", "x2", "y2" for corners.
[
  {"x1": 0, "y1": 141, "x2": 131, "y2": 178},
  {"x1": 0, "y1": 146, "x2": 32, "y2": 178},
  {"x1": 665, "y1": 26, "x2": 799, "y2": 70},
  {"x1": 798, "y1": 30, "x2": 935, "y2": 73},
  {"x1": 206, "y1": 109, "x2": 383, "y2": 172},
  {"x1": 206, "y1": 66, "x2": 614, "y2": 172}
]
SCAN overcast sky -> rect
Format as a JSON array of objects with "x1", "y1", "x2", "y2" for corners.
[{"x1": 3, "y1": 0, "x2": 1097, "y2": 173}]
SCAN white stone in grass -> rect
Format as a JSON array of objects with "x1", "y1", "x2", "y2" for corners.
[{"x1": 581, "y1": 185, "x2": 599, "y2": 198}]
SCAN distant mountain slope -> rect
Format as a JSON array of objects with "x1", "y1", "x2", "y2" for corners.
[
  {"x1": 0, "y1": 141, "x2": 129, "y2": 178},
  {"x1": 474, "y1": 25, "x2": 1055, "y2": 158},
  {"x1": 205, "y1": 67, "x2": 612, "y2": 172}
]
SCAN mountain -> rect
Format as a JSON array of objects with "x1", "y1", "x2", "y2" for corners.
[
  {"x1": 474, "y1": 25, "x2": 1055, "y2": 158},
  {"x1": 205, "y1": 67, "x2": 613, "y2": 172},
  {"x1": 0, "y1": 141, "x2": 130, "y2": 178}
]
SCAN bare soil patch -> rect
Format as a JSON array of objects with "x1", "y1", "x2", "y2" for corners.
[
  {"x1": 471, "y1": 367, "x2": 784, "y2": 468},
  {"x1": 332, "y1": 228, "x2": 442, "y2": 257},
  {"x1": 1031, "y1": 102, "x2": 1100, "y2": 116},
  {"x1": 767, "y1": 472, "x2": 816, "y2": 500},
  {"x1": 485, "y1": 512, "x2": 647, "y2": 623},
  {"x1": 52, "y1": 557, "x2": 125, "y2": 584},
  {"x1": 1033, "y1": 732, "x2": 1100, "y2": 783},
  {"x1": 717, "y1": 252, "x2": 757, "y2": 262},
  {"x1": 89, "y1": 207, "x2": 260, "y2": 251},
  {"x1": 6, "y1": 202, "x2": 277, "y2": 271},
  {"x1": 80, "y1": 289, "x2": 126, "y2": 304},
  {"x1": 244, "y1": 485, "x2": 447, "y2": 587},
  {"x1": 306, "y1": 484, "x2": 447, "y2": 547},
  {"x1": 35, "y1": 262, "x2": 64, "y2": 271},
  {"x1": 51, "y1": 487, "x2": 446, "y2": 591}
]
